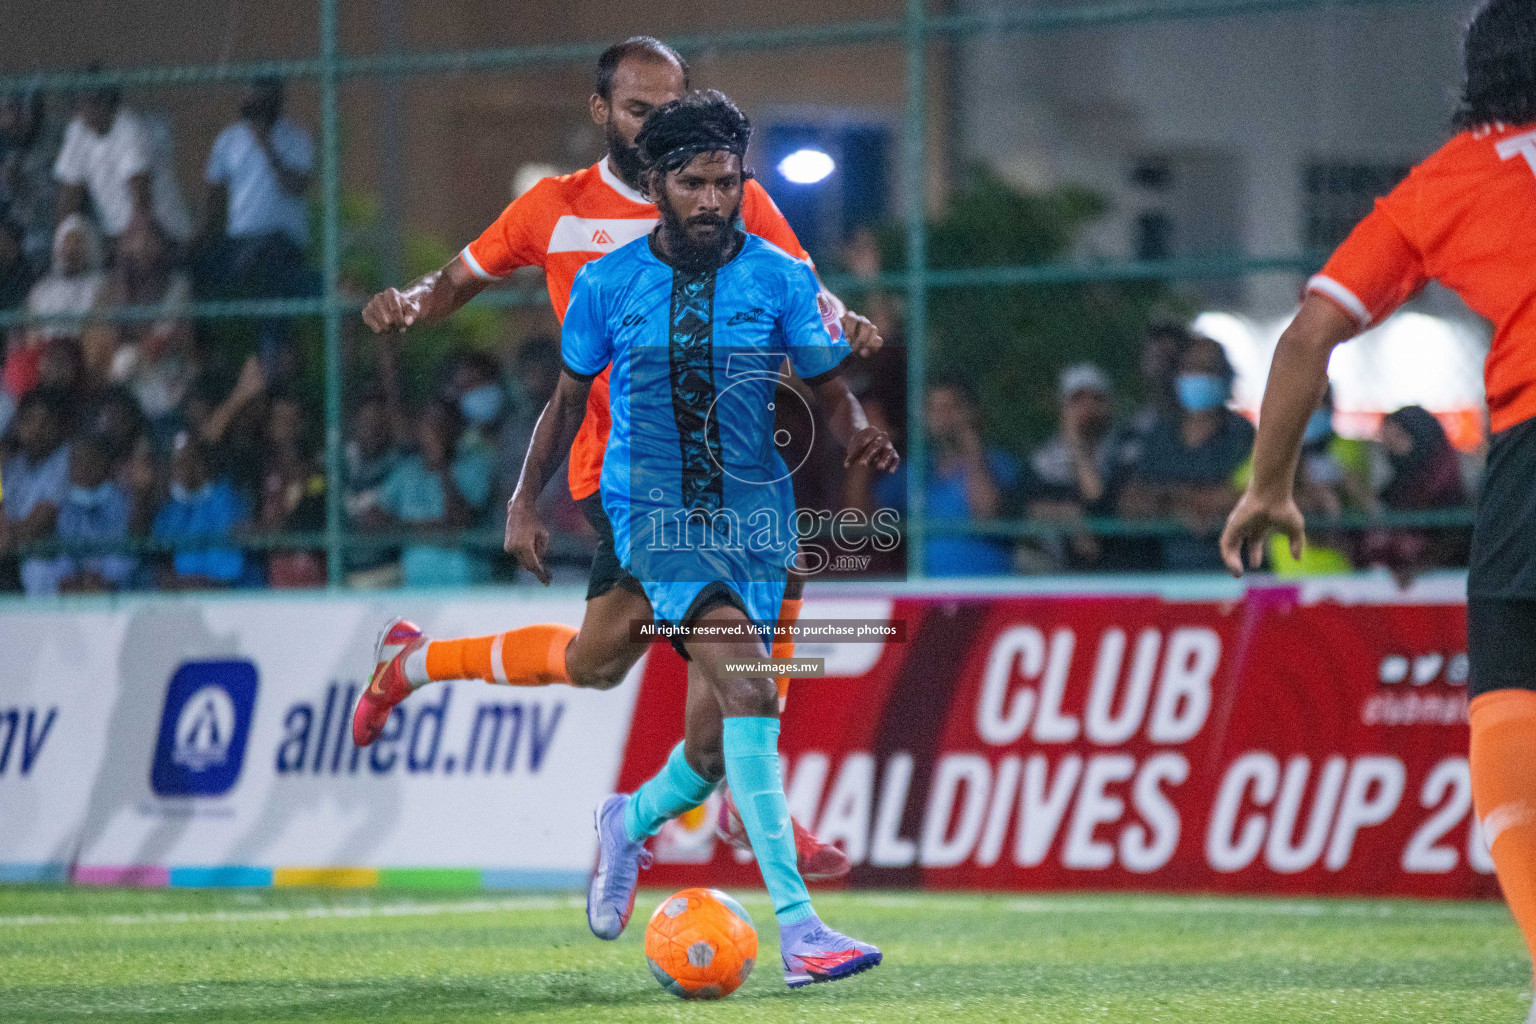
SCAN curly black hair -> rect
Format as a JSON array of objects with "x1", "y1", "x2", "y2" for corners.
[
  {"x1": 1455, "y1": 0, "x2": 1536, "y2": 129},
  {"x1": 635, "y1": 90, "x2": 752, "y2": 178}
]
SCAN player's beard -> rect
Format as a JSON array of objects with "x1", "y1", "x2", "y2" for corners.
[
  {"x1": 656, "y1": 192, "x2": 739, "y2": 272},
  {"x1": 605, "y1": 119, "x2": 645, "y2": 190}
]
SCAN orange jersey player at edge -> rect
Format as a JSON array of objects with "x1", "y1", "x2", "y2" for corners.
[
  {"x1": 1221, "y1": 3, "x2": 1536, "y2": 1019},
  {"x1": 352, "y1": 36, "x2": 877, "y2": 881}
]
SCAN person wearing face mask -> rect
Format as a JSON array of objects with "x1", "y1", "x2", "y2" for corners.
[
  {"x1": 1120, "y1": 334, "x2": 1255, "y2": 571},
  {"x1": 449, "y1": 349, "x2": 506, "y2": 438},
  {"x1": 151, "y1": 431, "x2": 249, "y2": 590},
  {"x1": 30, "y1": 434, "x2": 135, "y2": 595}
]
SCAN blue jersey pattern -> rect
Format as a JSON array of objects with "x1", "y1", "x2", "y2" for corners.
[{"x1": 562, "y1": 232, "x2": 848, "y2": 633}]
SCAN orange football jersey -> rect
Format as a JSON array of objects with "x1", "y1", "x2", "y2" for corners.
[
  {"x1": 1309, "y1": 123, "x2": 1536, "y2": 433},
  {"x1": 461, "y1": 157, "x2": 810, "y2": 499}
]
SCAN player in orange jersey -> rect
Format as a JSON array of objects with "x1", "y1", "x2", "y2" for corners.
[
  {"x1": 354, "y1": 37, "x2": 878, "y2": 880},
  {"x1": 1221, "y1": 3, "x2": 1536, "y2": 1016}
]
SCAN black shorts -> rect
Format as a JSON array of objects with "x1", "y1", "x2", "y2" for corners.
[
  {"x1": 667, "y1": 582, "x2": 758, "y2": 661},
  {"x1": 1468, "y1": 417, "x2": 1536, "y2": 697},
  {"x1": 577, "y1": 493, "x2": 644, "y2": 602},
  {"x1": 1469, "y1": 596, "x2": 1536, "y2": 697}
]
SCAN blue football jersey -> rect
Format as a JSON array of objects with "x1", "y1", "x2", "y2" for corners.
[{"x1": 561, "y1": 232, "x2": 848, "y2": 626}]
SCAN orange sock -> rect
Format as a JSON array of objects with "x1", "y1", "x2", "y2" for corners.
[
  {"x1": 423, "y1": 624, "x2": 577, "y2": 686},
  {"x1": 773, "y1": 598, "x2": 804, "y2": 708},
  {"x1": 1470, "y1": 688, "x2": 1536, "y2": 966}
]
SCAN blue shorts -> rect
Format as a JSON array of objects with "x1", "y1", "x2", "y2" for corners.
[{"x1": 643, "y1": 577, "x2": 787, "y2": 660}]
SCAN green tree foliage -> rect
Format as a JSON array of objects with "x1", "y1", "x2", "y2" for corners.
[{"x1": 883, "y1": 167, "x2": 1173, "y2": 453}]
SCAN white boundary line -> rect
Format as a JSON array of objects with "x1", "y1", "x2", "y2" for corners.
[
  {"x1": 0, "y1": 895, "x2": 585, "y2": 929},
  {"x1": 0, "y1": 893, "x2": 1507, "y2": 929}
]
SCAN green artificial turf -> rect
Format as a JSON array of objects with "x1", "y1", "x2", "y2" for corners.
[{"x1": 0, "y1": 886, "x2": 1528, "y2": 1022}]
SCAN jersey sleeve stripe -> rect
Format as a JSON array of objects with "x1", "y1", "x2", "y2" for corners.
[
  {"x1": 459, "y1": 245, "x2": 501, "y2": 281},
  {"x1": 1306, "y1": 274, "x2": 1372, "y2": 329}
]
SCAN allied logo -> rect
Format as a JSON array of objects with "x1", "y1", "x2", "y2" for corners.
[
  {"x1": 151, "y1": 661, "x2": 258, "y2": 797},
  {"x1": 591, "y1": 228, "x2": 615, "y2": 245}
]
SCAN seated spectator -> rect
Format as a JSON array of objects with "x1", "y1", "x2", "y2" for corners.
[
  {"x1": 1131, "y1": 319, "x2": 1192, "y2": 437},
  {"x1": 1120, "y1": 335, "x2": 1255, "y2": 572},
  {"x1": 37, "y1": 435, "x2": 135, "y2": 595},
  {"x1": 1359, "y1": 405, "x2": 1471, "y2": 578},
  {"x1": 874, "y1": 378, "x2": 1019, "y2": 577},
  {"x1": 0, "y1": 220, "x2": 32, "y2": 311},
  {"x1": 151, "y1": 432, "x2": 249, "y2": 590},
  {"x1": 53, "y1": 78, "x2": 191, "y2": 246},
  {"x1": 343, "y1": 390, "x2": 405, "y2": 589},
  {"x1": 4, "y1": 215, "x2": 106, "y2": 397},
  {"x1": 32, "y1": 337, "x2": 109, "y2": 439},
  {"x1": 1023, "y1": 364, "x2": 1142, "y2": 571},
  {"x1": 85, "y1": 386, "x2": 160, "y2": 535},
  {"x1": 259, "y1": 395, "x2": 326, "y2": 587},
  {"x1": 117, "y1": 432, "x2": 162, "y2": 539},
  {"x1": 0, "y1": 387, "x2": 70, "y2": 592},
  {"x1": 106, "y1": 217, "x2": 194, "y2": 435},
  {"x1": 505, "y1": 335, "x2": 562, "y2": 459},
  {"x1": 0, "y1": 90, "x2": 60, "y2": 276},
  {"x1": 447, "y1": 349, "x2": 520, "y2": 501},
  {"x1": 198, "y1": 78, "x2": 314, "y2": 381},
  {"x1": 376, "y1": 400, "x2": 493, "y2": 587}
]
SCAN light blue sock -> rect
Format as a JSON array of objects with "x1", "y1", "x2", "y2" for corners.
[
  {"x1": 721, "y1": 716, "x2": 813, "y2": 925},
  {"x1": 624, "y1": 742, "x2": 718, "y2": 843}
]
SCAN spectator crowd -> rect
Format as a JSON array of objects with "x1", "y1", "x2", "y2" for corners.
[
  {"x1": 0, "y1": 77, "x2": 577, "y2": 596},
  {"x1": 0, "y1": 80, "x2": 1482, "y2": 596},
  {"x1": 841, "y1": 319, "x2": 1477, "y2": 580}
]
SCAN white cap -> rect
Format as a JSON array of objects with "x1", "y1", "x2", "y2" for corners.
[{"x1": 1059, "y1": 363, "x2": 1112, "y2": 400}]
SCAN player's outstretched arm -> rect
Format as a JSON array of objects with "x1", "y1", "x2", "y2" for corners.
[
  {"x1": 504, "y1": 369, "x2": 592, "y2": 585},
  {"x1": 361, "y1": 255, "x2": 489, "y2": 334},
  {"x1": 1219, "y1": 295, "x2": 1359, "y2": 576},
  {"x1": 811, "y1": 374, "x2": 900, "y2": 473}
]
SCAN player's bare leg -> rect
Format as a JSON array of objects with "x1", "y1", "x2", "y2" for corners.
[
  {"x1": 683, "y1": 603, "x2": 880, "y2": 988},
  {"x1": 716, "y1": 573, "x2": 852, "y2": 879},
  {"x1": 563, "y1": 584, "x2": 656, "y2": 690}
]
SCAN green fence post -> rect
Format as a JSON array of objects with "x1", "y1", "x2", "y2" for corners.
[
  {"x1": 320, "y1": 0, "x2": 345, "y2": 587},
  {"x1": 903, "y1": 0, "x2": 929, "y2": 580}
]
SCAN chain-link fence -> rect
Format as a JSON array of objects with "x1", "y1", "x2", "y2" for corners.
[{"x1": 0, "y1": 0, "x2": 1483, "y2": 595}]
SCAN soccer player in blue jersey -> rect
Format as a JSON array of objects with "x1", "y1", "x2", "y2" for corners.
[{"x1": 515, "y1": 91, "x2": 898, "y2": 987}]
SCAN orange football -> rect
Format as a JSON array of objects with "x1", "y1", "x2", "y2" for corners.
[{"x1": 643, "y1": 887, "x2": 758, "y2": 1000}]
